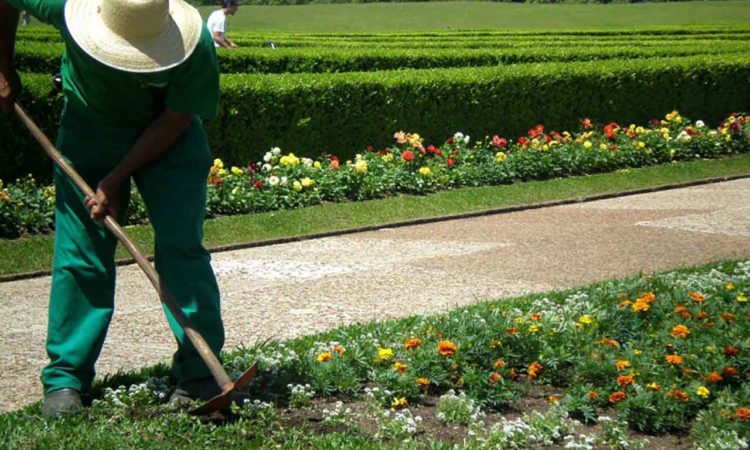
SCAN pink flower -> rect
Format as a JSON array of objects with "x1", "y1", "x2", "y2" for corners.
[{"x1": 492, "y1": 135, "x2": 508, "y2": 148}]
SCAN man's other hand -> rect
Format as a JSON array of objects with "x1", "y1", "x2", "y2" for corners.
[{"x1": 0, "y1": 69, "x2": 20, "y2": 113}]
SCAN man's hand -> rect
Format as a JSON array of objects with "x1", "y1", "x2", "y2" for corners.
[
  {"x1": 84, "y1": 175, "x2": 123, "y2": 221},
  {"x1": 0, "y1": 69, "x2": 20, "y2": 113}
]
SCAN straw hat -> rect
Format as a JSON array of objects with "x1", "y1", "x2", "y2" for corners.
[{"x1": 64, "y1": 0, "x2": 203, "y2": 73}]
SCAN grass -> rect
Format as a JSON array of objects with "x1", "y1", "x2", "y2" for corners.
[
  {"x1": 1, "y1": 154, "x2": 748, "y2": 277},
  {"x1": 195, "y1": 1, "x2": 750, "y2": 32},
  {"x1": 1, "y1": 258, "x2": 748, "y2": 448}
]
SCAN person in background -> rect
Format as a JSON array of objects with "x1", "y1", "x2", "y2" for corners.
[
  {"x1": 20, "y1": 9, "x2": 29, "y2": 25},
  {"x1": 206, "y1": 0, "x2": 239, "y2": 49}
]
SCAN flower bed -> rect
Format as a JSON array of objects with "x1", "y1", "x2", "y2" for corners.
[
  {"x1": 0, "y1": 111, "x2": 747, "y2": 239},
  {"x1": 3, "y1": 260, "x2": 749, "y2": 448}
]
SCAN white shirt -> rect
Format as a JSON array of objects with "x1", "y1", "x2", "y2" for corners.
[{"x1": 206, "y1": 10, "x2": 227, "y2": 48}]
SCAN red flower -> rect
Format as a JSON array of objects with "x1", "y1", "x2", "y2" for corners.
[
  {"x1": 447, "y1": 137, "x2": 454, "y2": 145},
  {"x1": 402, "y1": 150, "x2": 415, "y2": 162},
  {"x1": 518, "y1": 137, "x2": 529, "y2": 147},
  {"x1": 724, "y1": 346, "x2": 741, "y2": 357},
  {"x1": 446, "y1": 158, "x2": 455, "y2": 168},
  {"x1": 603, "y1": 122, "x2": 619, "y2": 140},
  {"x1": 367, "y1": 145, "x2": 375, "y2": 152},
  {"x1": 650, "y1": 118, "x2": 661, "y2": 126},
  {"x1": 492, "y1": 135, "x2": 508, "y2": 148},
  {"x1": 254, "y1": 180, "x2": 263, "y2": 189},
  {"x1": 581, "y1": 118, "x2": 592, "y2": 130},
  {"x1": 609, "y1": 391, "x2": 626, "y2": 404}
]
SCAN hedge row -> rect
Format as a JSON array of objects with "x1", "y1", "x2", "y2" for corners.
[
  {"x1": 3, "y1": 55, "x2": 749, "y2": 181},
  {"x1": 14, "y1": 40, "x2": 750, "y2": 74}
]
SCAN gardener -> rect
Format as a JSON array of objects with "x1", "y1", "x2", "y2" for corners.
[
  {"x1": 206, "y1": 0, "x2": 239, "y2": 49},
  {"x1": 0, "y1": 0, "x2": 226, "y2": 417}
]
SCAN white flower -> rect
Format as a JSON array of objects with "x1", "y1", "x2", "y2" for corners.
[
  {"x1": 262, "y1": 163, "x2": 272, "y2": 172},
  {"x1": 696, "y1": 120, "x2": 705, "y2": 127},
  {"x1": 272, "y1": 147, "x2": 281, "y2": 155},
  {"x1": 280, "y1": 176, "x2": 288, "y2": 186},
  {"x1": 268, "y1": 176, "x2": 280, "y2": 186},
  {"x1": 263, "y1": 152, "x2": 272, "y2": 162}
]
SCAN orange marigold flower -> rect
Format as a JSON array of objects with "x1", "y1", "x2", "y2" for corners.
[
  {"x1": 490, "y1": 339, "x2": 502, "y2": 349},
  {"x1": 493, "y1": 359, "x2": 507, "y2": 369},
  {"x1": 735, "y1": 408, "x2": 750, "y2": 421},
  {"x1": 646, "y1": 382, "x2": 661, "y2": 392},
  {"x1": 688, "y1": 291, "x2": 705, "y2": 303},
  {"x1": 705, "y1": 371, "x2": 724, "y2": 384},
  {"x1": 548, "y1": 395, "x2": 560, "y2": 404},
  {"x1": 615, "y1": 360, "x2": 631, "y2": 371},
  {"x1": 528, "y1": 362, "x2": 544, "y2": 380},
  {"x1": 724, "y1": 367, "x2": 739, "y2": 378},
  {"x1": 438, "y1": 340, "x2": 458, "y2": 357},
  {"x1": 507, "y1": 327, "x2": 519, "y2": 336},
  {"x1": 674, "y1": 305, "x2": 688, "y2": 314},
  {"x1": 632, "y1": 299, "x2": 650, "y2": 313},
  {"x1": 617, "y1": 374, "x2": 635, "y2": 387},
  {"x1": 671, "y1": 325, "x2": 690, "y2": 339},
  {"x1": 609, "y1": 391, "x2": 626, "y2": 404},
  {"x1": 333, "y1": 345, "x2": 346, "y2": 355},
  {"x1": 705, "y1": 321, "x2": 716, "y2": 329},
  {"x1": 666, "y1": 354, "x2": 684, "y2": 365},
  {"x1": 639, "y1": 291, "x2": 656, "y2": 304},
  {"x1": 696, "y1": 311, "x2": 708, "y2": 320},
  {"x1": 404, "y1": 338, "x2": 422, "y2": 351},
  {"x1": 596, "y1": 338, "x2": 620, "y2": 348},
  {"x1": 619, "y1": 300, "x2": 633, "y2": 308},
  {"x1": 510, "y1": 368, "x2": 518, "y2": 380},
  {"x1": 489, "y1": 372, "x2": 502, "y2": 385},
  {"x1": 680, "y1": 312, "x2": 692, "y2": 320},
  {"x1": 722, "y1": 312, "x2": 737, "y2": 323},
  {"x1": 416, "y1": 377, "x2": 430, "y2": 388},
  {"x1": 588, "y1": 391, "x2": 599, "y2": 400},
  {"x1": 529, "y1": 313, "x2": 541, "y2": 321},
  {"x1": 393, "y1": 361, "x2": 408, "y2": 374},
  {"x1": 666, "y1": 389, "x2": 689, "y2": 402},
  {"x1": 724, "y1": 346, "x2": 741, "y2": 357}
]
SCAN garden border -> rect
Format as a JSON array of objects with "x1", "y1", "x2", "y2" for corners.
[{"x1": 1, "y1": 172, "x2": 748, "y2": 284}]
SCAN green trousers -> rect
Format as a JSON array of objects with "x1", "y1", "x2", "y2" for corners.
[{"x1": 42, "y1": 112, "x2": 224, "y2": 394}]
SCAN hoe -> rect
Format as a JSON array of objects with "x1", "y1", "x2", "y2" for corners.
[{"x1": 15, "y1": 102, "x2": 258, "y2": 416}]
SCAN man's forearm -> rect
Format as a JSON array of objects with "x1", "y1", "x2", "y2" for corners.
[
  {"x1": 106, "y1": 109, "x2": 193, "y2": 185},
  {"x1": 0, "y1": 0, "x2": 19, "y2": 73}
]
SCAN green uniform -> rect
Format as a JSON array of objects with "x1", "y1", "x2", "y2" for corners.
[{"x1": 10, "y1": 0, "x2": 225, "y2": 394}]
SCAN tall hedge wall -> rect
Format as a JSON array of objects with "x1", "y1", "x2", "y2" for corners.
[{"x1": 2, "y1": 55, "x2": 749, "y2": 181}]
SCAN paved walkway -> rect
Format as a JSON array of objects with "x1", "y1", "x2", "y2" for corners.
[{"x1": 2, "y1": 179, "x2": 750, "y2": 413}]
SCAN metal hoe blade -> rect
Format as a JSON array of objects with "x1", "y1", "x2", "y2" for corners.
[{"x1": 189, "y1": 363, "x2": 259, "y2": 416}]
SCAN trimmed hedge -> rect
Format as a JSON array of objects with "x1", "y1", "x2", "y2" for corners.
[
  {"x1": 3, "y1": 55, "x2": 750, "y2": 181},
  {"x1": 15, "y1": 40, "x2": 750, "y2": 74}
]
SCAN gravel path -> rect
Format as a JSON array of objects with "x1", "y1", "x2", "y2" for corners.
[{"x1": 1, "y1": 179, "x2": 749, "y2": 413}]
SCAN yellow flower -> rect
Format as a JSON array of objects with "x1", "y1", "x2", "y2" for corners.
[
  {"x1": 495, "y1": 151, "x2": 507, "y2": 162},
  {"x1": 634, "y1": 349, "x2": 642, "y2": 356},
  {"x1": 317, "y1": 352, "x2": 332, "y2": 363},
  {"x1": 615, "y1": 360, "x2": 631, "y2": 371},
  {"x1": 418, "y1": 166, "x2": 432, "y2": 177},
  {"x1": 313, "y1": 161, "x2": 322, "y2": 169},
  {"x1": 382, "y1": 153, "x2": 394, "y2": 163},
  {"x1": 637, "y1": 141, "x2": 646, "y2": 149},
  {"x1": 578, "y1": 315, "x2": 594, "y2": 325},
  {"x1": 213, "y1": 158, "x2": 224, "y2": 169},
  {"x1": 231, "y1": 166, "x2": 244, "y2": 176},
  {"x1": 738, "y1": 293, "x2": 748, "y2": 303},
  {"x1": 646, "y1": 382, "x2": 661, "y2": 391},
  {"x1": 696, "y1": 386, "x2": 710, "y2": 398},
  {"x1": 514, "y1": 317, "x2": 525, "y2": 324},
  {"x1": 293, "y1": 181, "x2": 303, "y2": 192},
  {"x1": 280, "y1": 153, "x2": 300, "y2": 166},
  {"x1": 599, "y1": 144, "x2": 607, "y2": 150},
  {"x1": 726, "y1": 283, "x2": 735, "y2": 291},
  {"x1": 393, "y1": 361, "x2": 408, "y2": 374},
  {"x1": 391, "y1": 397, "x2": 408, "y2": 410},
  {"x1": 376, "y1": 347, "x2": 394, "y2": 363},
  {"x1": 583, "y1": 141, "x2": 592, "y2": 149},
  {"x1": 408, "y1": 133, "x2": 422, "y2": 147},
  {"x1": 217, "y1": 168, "x2": 228, "y2": 177},
  {"x1": 355, "y1": 160, "x2": 368, "y2": 174},
  {"x1": 301, "y1": 177, "x2": 315, "y2": 188},
  {"x1": 528, "y1": 325, "x2": 540, "y2": 333},
  {"x1": 636, "y1": 126, "x2": 645, "y2": 134},
  {"x1": 725, "y1": 135, "x2": 732, "y2": 143}
]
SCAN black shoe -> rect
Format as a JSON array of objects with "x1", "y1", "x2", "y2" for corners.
[
  {"x1": 42, "y1": 388, "x2": 82, "y2": 418},
  {"x1": 169, "y1": 376, "x2": 221, "y2": 406}
]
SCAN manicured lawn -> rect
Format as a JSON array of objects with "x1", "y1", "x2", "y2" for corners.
[
  {"x1": 1, "y1": 155, "x2": 748, "y2": 277},
  {"x1": 196, "y1": 1, "x2": 750, "y2": 32}
]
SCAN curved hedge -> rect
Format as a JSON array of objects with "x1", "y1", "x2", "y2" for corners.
[{"x1": 3, "y1": 55, "x2": 750, "y2": 181}]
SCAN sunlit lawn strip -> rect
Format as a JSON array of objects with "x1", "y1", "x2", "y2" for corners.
[{"x1": 0, "y1": 154, "x2": 749, "y2": 277}]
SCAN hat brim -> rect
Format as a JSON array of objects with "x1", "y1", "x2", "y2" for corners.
[{"x1": 64, "y1": 0, "x2": 202, "y2": 73}]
